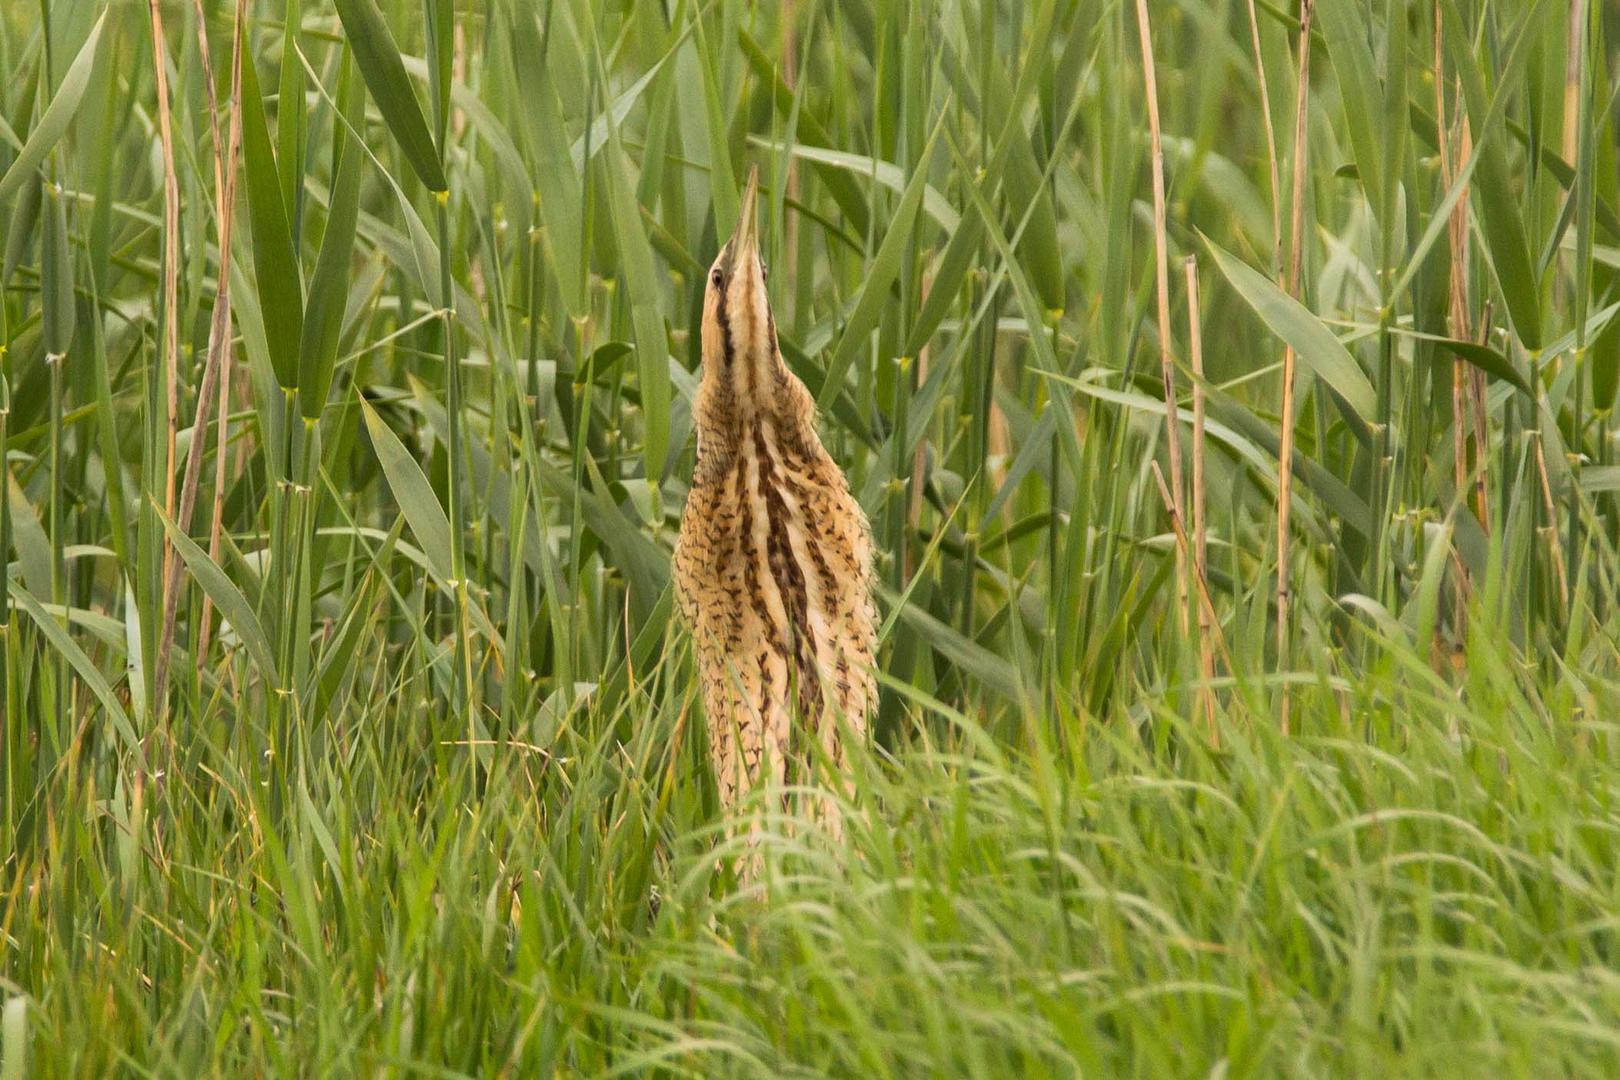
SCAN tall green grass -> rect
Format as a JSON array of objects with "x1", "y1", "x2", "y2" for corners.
[{"x1": 3, "y1": 0, "x2": 1620, "y2": 1073}]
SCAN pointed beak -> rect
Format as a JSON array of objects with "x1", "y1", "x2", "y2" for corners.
[{"x1": 725, "y1": 166, "x2": 761, "y2": 278}]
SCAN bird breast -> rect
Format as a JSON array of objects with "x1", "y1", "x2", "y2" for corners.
[{"x1": 675, "y1": 407, "x2": 873, "y2": 717}]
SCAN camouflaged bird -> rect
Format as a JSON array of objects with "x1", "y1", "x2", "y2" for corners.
[{"x1": 674, "y1": 167, "x2": 877, "y2": 839}]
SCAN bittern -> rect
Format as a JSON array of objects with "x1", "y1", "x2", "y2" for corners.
[{"x1": 674, "y1": 167, "x2": 877, "y2": 840}]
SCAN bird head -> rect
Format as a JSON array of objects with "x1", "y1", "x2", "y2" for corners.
[{"x1": 699, "y1": 166, "x2": 784, "y2": 422}]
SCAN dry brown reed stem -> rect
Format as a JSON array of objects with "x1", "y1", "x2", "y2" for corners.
[
  {"x1": 197, "y1": 336, "x2": 236, "y2": 661},
  {"x1": 1447, "y1": 21, "x2": 1493, "y2": 537},
  {"x1": 1185, "y1": 256, "x2": 1217, "y2": 742},
  {"x1": 145, "y1": 0, "x2": 181, "y2": 719},
  {"x1": 1453, "y1": 37, "x2": 1489, "y2": 543},
  {"x1": 203, "y1": 6, "x2": 276, "y2": 664},
  {"x1": 1563, "y1": 0, "x2": 1588, "y2": 170},
  {"x1": 1149, "y1": 461, "x2": 1234, "y2": 681},
  {"x1": 1559, "y1": 0, "x2": 1586, "y2": 548},
  {"x1": 1244, "y1": 0, "x2": 1283, "y2": 275},
  {"x1": 156, "y1": 0, "x2": 247, "y2": 707},
  {"x1": 1133, "y1": 0, "x2": 1189, "y2": 636},
  {"x1": 1470, "y1": 304, "x2": 1490, "y2": 532},
  {"x1": 1435, "y1": 6, "x2": 1471, "y2": 637},
  {"x1": 1276, "y1": 0, "x2": 1313, "y2": 736}
]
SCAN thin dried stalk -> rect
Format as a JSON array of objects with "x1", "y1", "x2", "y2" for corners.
[
  {"x1": 1435, "y1": 9, "x2": 1472, "y2": 638},
  {"x1": 155, "y1": 0, "x2": 247, "y2": 707},
  {"x1": 1185, "y1": 255, "x2": 1217, "y2": 742},
  {"x1": 1563, "y1": 0, "x2": 1588, "y2": 168},
  {"x1": 146, "y1": 0, "x2": 182, "y2": 715},
  {"x1": 1244, "y1": 0, "x2": 1283, "y2": 275},
  {"x1": 1470, "y1": 304, "x2": 1491, "y2": 532},
  {"x1": 1276, "y1": 0, "x2": 1314, "y2": 736},
  {"x1": 1134, "y1": 0, "x2": 1190, "y2": 635},
  {"x1": 1150, "y1": 461, "x2": 1235, "y2": 681}
]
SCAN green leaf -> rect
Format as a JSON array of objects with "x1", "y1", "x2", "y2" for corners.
[
  {"x1": 398, "y1": 54, "x2": 526, "y2": 216},
  {"x1": 2, "y1": 993, "x2": 27, "y2": 1080},
  {"x1": 40, "y1": 183, "x2": 74, "y2": 357},
  {"x1": 299, "y1": 59, "x2": 365, "y2": 420},
  {"x1": 1428, "y1": 337, "x2": 1533, "y2": 395},
  {"x1": 1573, "y1": 8, "x2": 1611, "y2": 411},
  {"x1": 882, "y1": 586, "x2": 1027, "y2": 704},
  {"x1": 1440, "y1": 0, "x2": 1544, "y2": 348},
  {"x1": 348, "y1": 181, "x2": 488, "y2": 339},
  {"x1": 1579, "y1": 465, "x2": 1620, "y2": 493},
  {"x1": 738, "y1": 25, "x2": 870, "y2": 237},
  {"x1": 3, "y1": 174, "x2": 41, "y2": 285},
  {"x1": 904, "y1": 208, "x2": 984, "y2": 359},
  {"x1": 570, "y1": 30, "x2": 694, "y2": 174},
  {"x1": 981, "y1": 407, "x2": 1057, "y2": 528},
  {"x1": 11, "y1": 583, "x2": 139, "y2": 752},
  {"x1": 899, "y1": 34, "x2": 1086, "y2": 362},
  {"x1": 818, "y1": 124, "x2": 940, "y2": 407},
  {"x1": 507, "y1": 9, "x2": 583, "y2": 316},
  {"x1": 155, "y1": 504, "x2": 279, "y2": 685},
  {"x1": 1045, "y1": 369, "x2": 1373, "y2": 540},
  {"x1": 692, "y1": 16, "x2": 737, "y2": 237},
  {"x1": 1390, "y1": 25, "x2": 1534, "y2": 305},
  {"x1": 533, "y1": 457, "x2": 670, "y2": 624},
  {"x1": 1315, "y1": 0, "x2": 1383, "y2": 222},
  {"x1": 1378, "y1": 0, "x2": 1409, "y2": 241},
  {"x1": 277, "y1": 0, "x2": 306, "y2": 221},
  {"x1": 576, "y1": 341, "x2": 635, "y2": 384},
  {"x1": 1203, "y1": 235, "x2": 1378, "y2": 420},
  {"x1": 601, "y1": 131, "x2": 671, "y2": 478},
  {"x1": 359, "y1": 397, "x2": 453, "y2": 580},
  {"x1": 425, "y1": 0, "x2": 453, "y2": 148},
  {"x1": 938, "y1": 11, "x2": 1065, "y2": 309},
  {"x1": 5, "y1": 472, "x2": 51, "y2": 598},
  {"x1": 1406, "y1": 97, "x2": 1620, "y2": 244},
  {"x1": 749, "y1": 139, "x2": 960, "y2": 233},
  {"x1": 315, "y1": 526, "x2": 396, "y2": 710},
  {"x1": 240, "y1": 45, "x2": 305, "y2": 390},
  {"x1": 938, "y1": 129, "x2": 1086, "y2": 507},
  {"x1": 593, "y1": 584, "x2": 674, "y2": 714},
  {"x1": 0, "y1": 12, "x2": 104, "y2": 208},
  {"x1": 333, "y1": 0, "x2": 448, "y2": 192}
]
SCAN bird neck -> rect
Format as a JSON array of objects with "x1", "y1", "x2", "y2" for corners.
[{"x1": 693, "y1": 354, "x2": 811, "y2": 478}]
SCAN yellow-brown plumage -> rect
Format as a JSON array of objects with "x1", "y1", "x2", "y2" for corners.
[{"x1": 673, "y1": 168, "x2": 876, "y2": 838}]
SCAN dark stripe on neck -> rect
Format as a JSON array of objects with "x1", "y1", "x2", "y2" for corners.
[
  {"x1": 752, "y1": 424, "x2": 820, "y2": 719},
  {"x1": 716, "y1": 281, "x2": 736, "y2": 371}
]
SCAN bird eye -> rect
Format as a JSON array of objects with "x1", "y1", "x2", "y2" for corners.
[
  {"x1": 760, "y1": 260, "x2": 769, "y2": 282},
  {"x1": 710, "y1": 268, "x2": 724, "y2": 288}
]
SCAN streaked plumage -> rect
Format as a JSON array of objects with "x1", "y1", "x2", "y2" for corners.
[{"x1": 674, "y1": 168, "x2": 876, "y2": 838}]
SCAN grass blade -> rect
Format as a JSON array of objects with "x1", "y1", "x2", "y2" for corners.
[
  {"x1": 601, "y1": 130, "x2": 671, "y2": 478},
  {"x1": 817, "y1": 124, "x2": 940, "y2": 407},
  {"x1": 1440, "y1": 0, "x2": 1544, "y2": 349},
  {"x1": 332, "y1": 0, "x2": 448, "y2": 192},
  {"x1": 154, "y1": 504, "x2": 278, "y2": 686},
  {"x1": 240, "y1": 42, "x2": 304, "y2": 390},
  {"x1": 1315, "y1": 0, "x2": 1383, "y2": 221},
  {"x1": 1204, "y1": 234, "x2": 1378, "y2": 421},
  {"x1": 0, "y1": 12, "x2": 103, "y2": 207},
  {"x1": 10, "y1": 584, "x2": 139, "y2": 752},
  {"x1": 298, "y1": 58, "x2": 365, "y2": 419},
  {"x1": 359, "y1": 396, "x2": 453, "y2": 581}
]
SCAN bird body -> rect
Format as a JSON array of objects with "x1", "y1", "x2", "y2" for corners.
[{"x1": 674, "y1": 169, "x2": 876, "y2": 835}]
